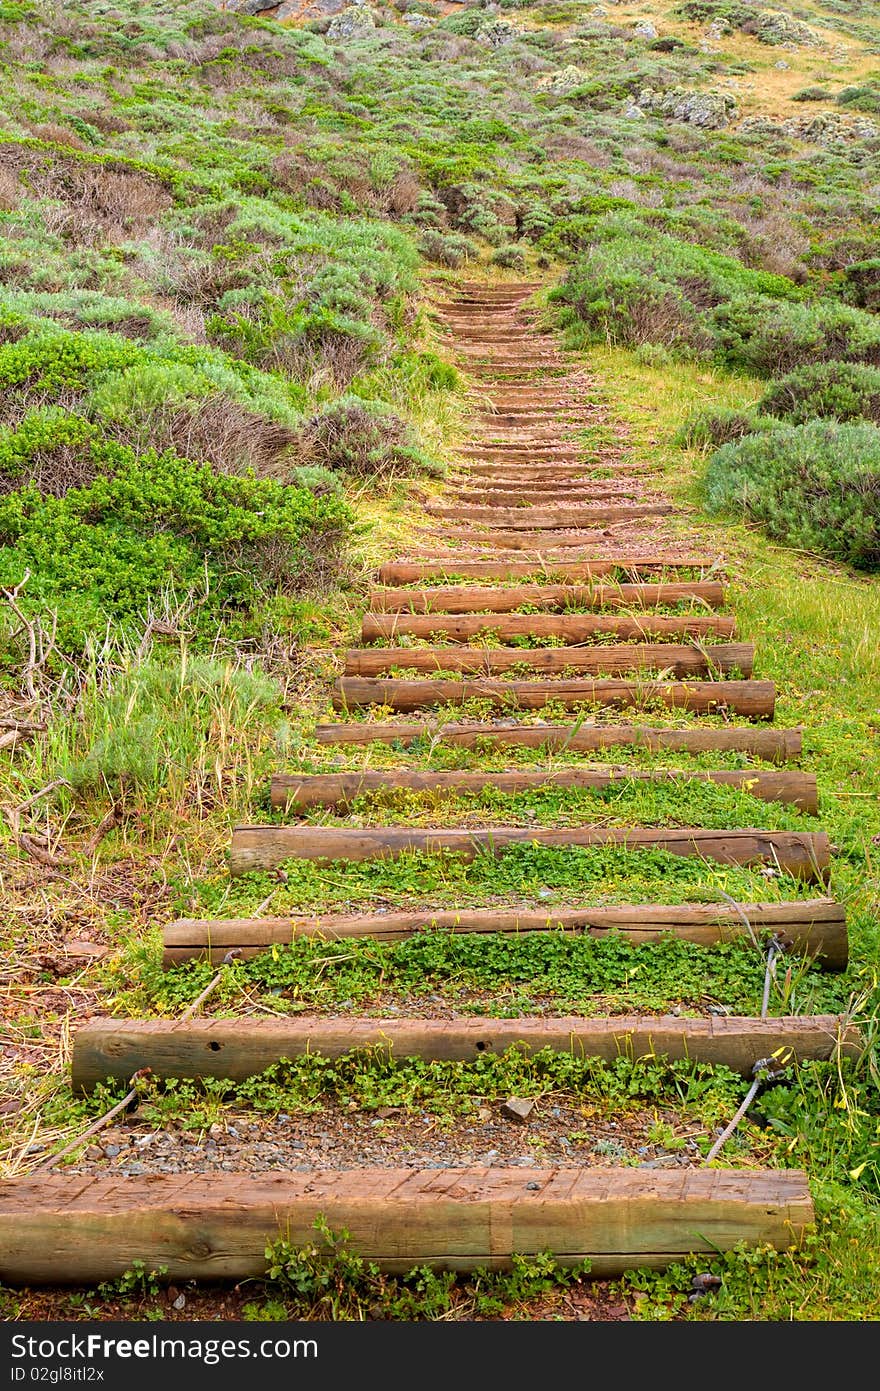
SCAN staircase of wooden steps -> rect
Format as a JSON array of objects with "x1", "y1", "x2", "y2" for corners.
[{"x1": 7, "y1": 281, "x2": 850, "y2": 1285}]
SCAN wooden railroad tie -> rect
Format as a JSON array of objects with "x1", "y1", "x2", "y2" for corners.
[
  {"x1": 270, "y1": 767, "x2": 817, "y2": 813},
  {"x1": 332, "y1": 676, "x2": 776, "y2": 718},
  {"x1": 0, "y1": 1169, "x2": 815, "y2": 1284},
  {"x1": 70, "y1": 1015, "x2": 858, "y2": 1089},
  {"x1": 228, "y1": 824, "x2": 830, "y2": 879},
  {"x1": 162, "y1": 899, "x2": 847, "y2": 968},
  {"x1": 378, "y1": 559, "x2": 720, "y2": 583},
  {"x1": 369, "y1": 582, "x2": 726, "y2": 614},
  {"x1": 313, "y1": 720, "x2": 802, "y2": 762},
  {"x1": 343, "y1": 642, "x2": 754, "y2": 679},
  {"x1": 427, "y1": 530, "x2": 688, "y2": 552},
  {"x1": 425, "y1": 505, "x2": 674, "y2": 527},
  {"x1": 362, "y1": 612, "x2": 736, "y2": 642}
]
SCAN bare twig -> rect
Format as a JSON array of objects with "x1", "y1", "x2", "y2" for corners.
[{"x1": 37, "y1": 1069, "x2": 153, "y2": 1172}]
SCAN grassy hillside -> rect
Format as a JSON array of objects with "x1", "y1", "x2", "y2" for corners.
[{"x1": 1, "y1": 0, "x2": 879, "y2": 1322}]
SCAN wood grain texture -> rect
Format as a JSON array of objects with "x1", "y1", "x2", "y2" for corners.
[
  {"x1": 343, "y1": 642, "x2": 754, "y2": 679},
  {"x1": 229, "y1": 824, "x2": 830, "y2": 879},
  {"x1": 313, "y1": 721, "x2": 801, "y2": 761},
  {"x1": 333, "y1": 676, "x2": 776, "y2": 717},
  {"x1": 270, "y1": 767, "x2": 817, "y2": 813},
  {"x1": 361, "y1": 612, "x2": 735, "y2": 642},
  {"x1": 0, "y1": 1168, "x2": 814, "y2": 1283},
  {"x1": 71, "y1": 1015, "x2": 858, "y2": 1089},
  {"x1": 162, "y1": 898, "x2": 847, "y2": 969},
  {"x1": 369, "y1": 583, "x2": 726, "y2": 613}
]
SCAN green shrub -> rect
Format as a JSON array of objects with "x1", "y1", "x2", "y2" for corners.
[
  {"x1": 560, "y1": 214, "x2": 801, "y2": 355},
  {"x1": 490, "y1": 243, "x2": 527, "y2": 272},
  {"x1": 291, "y1": 398, "x2": 429, "y2": 481},
  {"x1": 758, "y1": 362, "x2": 880, "y2": 425},
  {"x1": 704, "y1": 420, "x2": 880, "y2": 569},
  {"x1": 674, "y1": 407, "x2": 773, "y2": 451},
  {"x1": 837, "y1": 83, "x2": 880, "y2": 114},
  {"x1": 845, "y1": 260, "x2": 880, "y2": 312},
  {"x1": 792, "y1": 87, "x2": 831, "y2": 102},
  {"x1": 418, "y1": 231, "x2": 478, "y2": 268},
  {"x1": 0, "y1": 411, "x2": 351, "y2": 654},
  {"x1": 712, "y1": 295, "x2": 880, "y2": 376}
]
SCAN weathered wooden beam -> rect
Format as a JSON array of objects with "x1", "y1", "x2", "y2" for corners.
[
  {"x1": 450, "y1": 489, "x2": 643, "y2": 507},
  {"x1": 343, "y1": 642, "x2": 754, "y2": 679},
  {"x1": 162, "y1": 899, "x2": 847, "y2": 969},
  {"x1": 377, "y1": 559, "x2": 717, "y2": 583},
  {"x1": 425, "y1": 504, "x2": 673, "y2": 527},
  {"x1": 229, "y1": 824, "x2": 830, "y2": 879},
  {"x1": 71, "y1": 1014, "x2": 857, "y2": 1089},
  {"x1": 333, "y1": 677, "x2": 776, "y2": 718},
  {"x1": 425, "y1": 530, "x2": 687, "y2": 552},
  {"x1": 362, "y1": 612, "x2": 736, "y2": 643},
  {"x1": 270, "y1": 768, "x2": 816, "y2": 813},
  {"x1": 0, "y1": 1168, "x2": 815, "y2": 1284},
  {"x1": 369, "y1": 583, "x2": 726, "y2": 614},
  {"x1": 313, "y1": 720, "x2": 802, "y2": 762}
]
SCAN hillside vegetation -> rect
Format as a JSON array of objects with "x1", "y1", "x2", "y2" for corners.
[{"x1": 1, "y1": 0, "x2": 879, "y2": 1322}]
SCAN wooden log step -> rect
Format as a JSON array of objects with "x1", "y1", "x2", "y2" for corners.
[
  {"x1": 333, "y1": 677, "x2": 775, "y2": 718},
  {"x1": 378, "y1": 559, "x2": 717, "y2": 583},
  {"x1": 343, "y1": 643, "x2": 754, "y2": 679},
  {"x1": 450, "y1": 489, "x2": 643, "y2": 507},
  {"x1": 362, "y1": 612, "x2": 736, "y2": 642},
  {"x1": 426, "y1": 505, "x2": 672, "y2": 528},
  {"x1": 229, "y1": 824, "x2": 829, "y2": 879},
  {"x1": 163, "y1": 898, "x2": 846, "y2": 968},
  {"x1": 313, "y1": 720, "x2": 802, "y2": 762},
  {"x1": 454, "y1": 460, "x2": 609, "y2": 473},
  {"x1": 0, "y1": 1168, "x2": 815, "y2": 1283},
  {"x1": 270, "y1": 767, "x2": 816, "y2": 813},
  {"x1": 71, "y1": 1014, "x2": 855, "y2": 1089},
  {"x1": 448, "y1": 475, "x2": 651, "y2": 492},
  {"x1": 369, "y1": 582, "x2": 726, "y2": 614},
  {"x1": 425, "y1": 530, "x2": 634, "y2": 551}
]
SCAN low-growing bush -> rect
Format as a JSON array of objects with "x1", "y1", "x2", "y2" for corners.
[
  {"x1": 0, "y1": 411, "x2": 351, "y2": 655},
  {"x1": 845, "y1": 260, "x2": 880, "y2": 313},
  {"x1": 704, "y1": 420, "x2": 880, "y2": 569},
  {"x1": 491, "y1": 243, "x2": 527, "y2": 272},
  {"x1": 418, "y1": 230, "x2": 478, "y2": 268},
  {"x1": 674, "y1": 407, "x2": 773, "y2": 451},
  {"x1": 290, "y1": 398, "x2": 430, "y2": 481},
  {"x1": 713, "y1": 294, "x2": 880, "y2": 376},
  {"x1": 758, "y1": 362, "x2": 880, "y2": 425},
  {"x1": 837, "y1": 82, "x2": 880, "y2": 115},
  {"x1": 792, "y1": 87, "x2": 831, "y2": 102}
]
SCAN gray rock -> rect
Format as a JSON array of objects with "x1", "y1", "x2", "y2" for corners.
[
  {"x1": 638, "y1": 86, "x2": 738, "y2": 129},
  {"x1": 403, "y1": 12, "x2": 433, "y2": 27},
  {"x1": 754, "y1": 10, "x2": 822, "y2": 48},
  {"x1": 502, "y1": 1096, "x2": 536, "y2": 1123},
  {"x1": 475, "y1": 18, "x2": 520, "y2": 47},
  {"x1": 227, "y1": 0, "x2": 278, "y2": 13},
  {"x1": 634, "y1": 20, "x2": 657, "y2": 39},
  {"x1": 623, "y1": 102, "x2": 645, "y2": 120},
  {"x1": 327, "y1": 3, "x2": 376, "y2": 40},
  {"x1": 538, "y1": 65, "x2": 586, "y2": 96}
]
